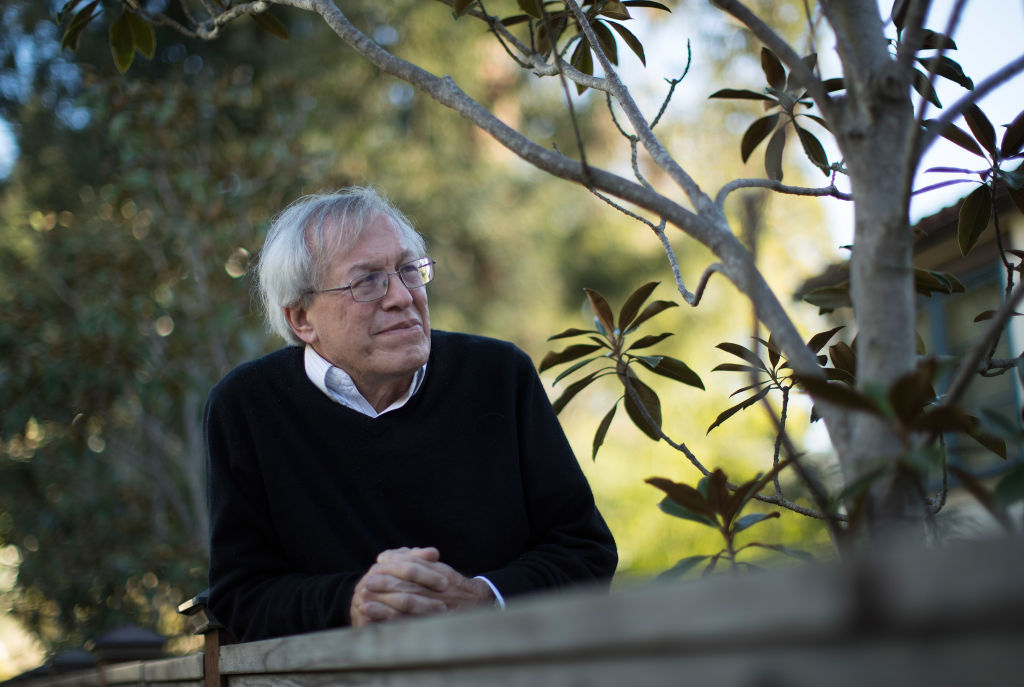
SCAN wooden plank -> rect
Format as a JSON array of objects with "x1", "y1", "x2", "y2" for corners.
[
  {"x1": 144, "y1": 653, "x2": 204, "y2": 682},
  {"x1": 224, "y1": 634, "x2": 1024, "y2": 687},
  {"x1": 219, "y1": 540, "x2": 1024, "y2": 676},
  {"x1": 101, "y1": 662, "x2": 144, "y2": 684}
]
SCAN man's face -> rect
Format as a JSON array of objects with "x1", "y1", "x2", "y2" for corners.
[{"x1": 287, "y1": 214, "x2": 431, "y2": 396}]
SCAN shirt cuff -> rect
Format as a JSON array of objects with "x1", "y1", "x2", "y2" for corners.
[{"x1": 473, "y1": 575, "x2": 506, "y2": 609}]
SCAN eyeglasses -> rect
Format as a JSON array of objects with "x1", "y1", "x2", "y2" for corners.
[{"x1": 309, "y1": 257, "x2": 436, "y2": 303}]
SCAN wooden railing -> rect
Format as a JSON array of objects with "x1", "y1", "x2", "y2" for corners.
[{"x1": 10, "y1": 538, "x2": 1024, "y2": 686}]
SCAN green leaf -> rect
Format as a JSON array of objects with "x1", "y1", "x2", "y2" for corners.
[
  {"x1": 964, "y1": 104, "x2": 997, "y2": 158},
  {"x1": 919, "y1": 29, "x2": 957, "y2": 50},
  {"x1": 795, "y1": 124, "x2": 830, "y2": 174},
  {"x1": 765, "y1": 126, "x2": 786, "y2": 181},
  {"x1": 749, "y1": 543, "x2": 815, "y2": 562},
  {"x1": 597, "y1": 0, "x2": 631, "y2": 20},
  {"x1": 551, "y1": 371, "x2": 601, "y2": 414},
  {"x1": 785, "y1": 53, "x2": 817, "y2": 93},
  {"x1": 251, "y1": 11, "x2": 290, "y2": 41},
  {"x1": 999, "y1": 108, "x2": 1024, "y2": 158},
  {"x1": 821, "y1": 77, "x2": 845, "y2": 93},
  {"x1": 552, "y1": 356, "x2": 604, "y2": 385},
  {"x1": 109, "y1": 12, "x2": 135, "y2": 73},
  {"x1": 802, "y1": 283, "x2": 851, "y2": 313},
  {"x1": 656, "y1": 555, "x2": 709, "y2": 580},
  {"x1": 708, "y1": 88, "x2": 776, "y2": 103},
  {"x1": 807, "y1": 326, "x2": 844, "y2": 355},
  {"x1": 618, "y1": 281, "x2": 659, "y2": 332},
  {"x1": 571, "y1": 38, "x2": 594, "y2": 95},
  {"x1": 957, "y1": 184, "x2": 992, "y2": 256},
  {"x1": 627, "y1": 299, "x2": 678, "y2": 332},
  {"x1": 712, "y1": 363, "x2": 766, "y2": 375},
  {"x1": 548, "y1": 327, "x2": 598, "y2": 341},
  {"x1": 624, "y1": 373, "x2": 661, "y2": 439},
  {"x1": 647, "y1": 478, "x2": 716, "y2": 521},
  {"x1": 828, "y1": 341, "x2": 856, "y2": 376},
  {"x1": 887, "y1": 361, "x2": 936, "y2": 425},
  {"x1": 539, "y1": 343, "x2": 604, "y2": 372},
  {"x1": 994, "y1": 466, "x2": 1024, "y2": 508},
  {"x1": 61, "y1": 0, "x2": 100, "y2": 51},
  {"x1": 592, "y1": 403, "x2": 617, "y2": 460},
  {"x1": 925, "y1": 119, "x2": 985, "y2": 157},
  {"x1": 626, "y1": 332, "x2": 673, "y2": 351},
  {"x1": 585, "y1": 288, "x2": 616, "y2": 335},
  {"x1": 707, "y1": 387, "x2": 770, "y2": 434},
  {"x1": 607, "y1": 20, "x2": 646, "y2": 66},
  {"x1": 124, "y1": 11, "x2": 156, "y2": 59},
  {"x1": 965, "y1": 424, "x2": 1007, "y2": 460},
  {"x1": 912, "y1": 69, "x2": 942, "y2": 108},
  {"x1": 591, "y1": 20, "x2": 619, "y2": 65},
  {"x1": 760, "y1": 47, "x2": 786, "y2": 91},
  {"x1": 917, "y1": 56, "x2": 974, "y2": 90},
  {"x1": 732, "y1": 511, "x2": 780, "y2": 534},
  {"x1": 716, "y1": 342, "x2": 767, "y2": 370},
  {"x1": 793, "y1": 375, "x2": 882, "y2": 414},
  {"x1": 622, "y1": 1, "x2": 672, "y2": 10},
  {"x1": 741, "y1": 114, "x2": 780, "y2": 163},
  {"x1": 641, "y1": 355, "x2": 704, "y2": 389},
  {"x1": 517, "y1": 0, "x2": 544, "y2": 19},
  {"x1": 891, "y1": 0, "x2": 909, "y2": 31},
  {"x1": 453, "y1": 0, "x2": 476, "y2": 17},
  {"x1": 800, "y1": 113, "x2": 833, "y2": 133}
]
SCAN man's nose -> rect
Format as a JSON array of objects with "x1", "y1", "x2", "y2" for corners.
[{"x1": 380, "y1": 273, "x2": 415, "y2": 308}]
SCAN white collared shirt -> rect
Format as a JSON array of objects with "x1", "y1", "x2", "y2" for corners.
[{"x1": 303, "y1": 345, "x2": 426, "y2": 417}]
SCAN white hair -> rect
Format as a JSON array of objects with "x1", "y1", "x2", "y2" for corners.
[{"x1": 256, "y1": 187, "x2": 427, "y2": 344}]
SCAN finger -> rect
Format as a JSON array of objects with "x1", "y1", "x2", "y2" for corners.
[
  {"x1": 360, "y1": 600, "x2": 400, "y2": 623},
  {"x1": 363, "y1": 572, "x2": 438, "y2": 595},
  {"x1": 373, "y1": 559, "x2": 449, "y2": 592},
  {"x1": 374, "y1": 591, "x2": 447, "y2": 616},
  {"x1": 377, "y1": 547, "x2": 440, "y2": 563}
]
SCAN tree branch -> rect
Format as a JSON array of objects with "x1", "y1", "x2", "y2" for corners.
[{"x1": 716, "y1": 178, "x2": 853, "y2": 208}]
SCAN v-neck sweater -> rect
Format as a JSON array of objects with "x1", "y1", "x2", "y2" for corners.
[{"x1": 205, "y1": 330, "x2": 617, "y2": 641}]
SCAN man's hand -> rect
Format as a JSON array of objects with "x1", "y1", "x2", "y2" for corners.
[{"x1": 350, "y1": 547, "x2": 495, "y2": 627}]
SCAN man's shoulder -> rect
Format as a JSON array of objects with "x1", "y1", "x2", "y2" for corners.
[
  {"x1": 431, "y1": 330, "x2": 528, "y2": 363},
  {"x1": 212, "y1": 346, "x2": 303, "y2": 397}
]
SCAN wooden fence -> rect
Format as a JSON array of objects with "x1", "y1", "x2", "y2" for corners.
[{"x1": 9, "y1": 538, "x2": 1024, "y2": 686}]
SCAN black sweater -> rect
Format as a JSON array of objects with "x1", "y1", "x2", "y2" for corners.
[{"x1": 206, "y1": 331, "x2": 617, "y2": 641}]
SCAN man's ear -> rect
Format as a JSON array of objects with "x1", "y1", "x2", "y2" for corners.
[{"x1": 284, "y1": 305, "x2": 318, "y2": 345}]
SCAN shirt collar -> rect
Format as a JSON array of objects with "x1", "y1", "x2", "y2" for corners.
[{"x1": 303, "y1": 345, "x2": 426, "y2": 418}]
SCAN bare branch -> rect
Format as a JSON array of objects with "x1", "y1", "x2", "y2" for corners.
[{"x1": 716, "y1": 178, "x2": 853, "y2": 208}]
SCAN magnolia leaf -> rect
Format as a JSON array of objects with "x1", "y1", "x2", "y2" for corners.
[
  {"x1": 749, "y1": 543, "x2": 816, "y2": 562},
  {"x1": 920, "y1": 29, "x2": 957, "y2": 50},
  {"x1": 539, "y1": 343, "x2": 603, "y2": 372},
  {"x1": 251, "y1": 11, "x2": 290, "y2": 41},
  {"x1": 618, "y1": 281, "x2": 660, "y2": 332},
  {"x1": 624, "y1": 373, "x2": 661, "y2": 439},
  {"x1": 598, "y1": 0, "x2": 631, "y2": 20},
  {"x1": 707, "y1": 387, "x2": 770, "y2": 434},
  {"x1": 964, "y1": 104, "x2": 997, "y2": 158},
  {"x1": 957, "y1": 184, "x2": 992, "y2": 256},
  {"x1": 453, "y1": 0, "x2": 476, "y2": 17},
  {"x1": 627, "y1": 332, "x2": 673, "y2": 351},
  {"x1": 651, "y1": 479, "x2": 716, "y2": 522},
  {"x1": 821, "y1": 77, "x2": 846, "y2": 93},
  {"x1": 716, "y1": 342, "x2": 767, "y2": 370},
  {"x1": 1000, "y1": 108, "x2": 1024, "y2": 158},
  {"x1": 965, "y1": 424, "x2": 1007, "y2": 460},
  {"x1": 708, "y1": 88, "x2": 775, "y2": 103},
  {"x1": 109, "y1": 12, "x2": 135, "y2": 73},
  {"x1": 627, "y1": 299, "x2": 678, "y2": 331},
  {"x1": 802, "y1": 283, "x2": 851, "y2": 313},
  {"x1": 892, "y1": 0, "x2": 910, "y2": 31},
  {"x1": 61, "y1": 0, "x2": 100, "y2": 51},
  {"x1": 974, "y1": 309, "x2": 1024, "y2": 322},
  {"x1": 795, "y1": 124, "x2": 830, "y2": 174},
  {"x1": 741, "y1": 114, "x2": 780, "y2": 163},
  {"x1": 656, "y1": 555, "x2": 709, "y2": 580},
  {"x1": 732, "y1": 511, "x2": 780, "y2": 534},
  {"x1": 592, "y1": 403, "x2": 617, "y2": 461},
  {"x1": 760, "y1": 47, "x2": 786, "y2": 91},
  {"x1": 712, "y1": 363, "x2": 765, "y2": 375},
  {"x1": 924, "y1": 119, "x2": 985, "y2": 157},
  {"x1": 807, "y1": 326, "x2": 844, "y2": 354},
  {"x1": 551, "y1": 372, "x2": 601, "y2": 414},
  {"x1": 125, "y1": 11, "x2": 156, "y2": 59},
  {"x1": 828, "y1": 341, "x2": 857, "y2": 376},
  {"x1": 607, "y1": 20, "x2": 645, "y2": 66},
  {"x1": 793, "y1": 375, "x2": 882, "y2": 414},
  {"x1": 548, "y1": 327, "x2": 598, "y2": 341},
  {"x1": 516, "y1": 0, "x2": 544, "y2": 19},
  {"x1": 642, "y1": 355, "x2": 704, "y2": 389},
  {"x1": 552, "y1": 356, "x2": 602, "y2": 385},
  {"x1": 622, "y1": 1, "x2": 672, "y2": 10},
  {"x1": 570, "y1": 39, "x2": 594, "y2": 94},
  {"x1": 917, "y1": 55, "x2": 974, "y2": 90},
  {"x1": 585, "y1": 288, "x2": 616, "y2": 335},
  {"x1": 765, "y1": 126, "x2": 786, "y2": 181},
  {"x1": 912, "y1": 69, "x2": 942, "y2": 108},
  {"x1": 785, "y1": 53, "x2": 817, "y2": 93},
  {"x1": 591, "y1": 20, "x2": 619, "y2": 65},
  {"x1": 887, "y1": 362, "x2": 936, "y2": 425},
  {"x1": 800, "y1": 113, "x2": 833, "y2": 133},
  {"x1": 950, "y1": 466, "x2": 1012, "y2": 531}
]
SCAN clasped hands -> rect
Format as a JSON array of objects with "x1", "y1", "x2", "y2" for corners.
[{"x1": 350, "y1": 546, "x2": 494, "y2": 627}]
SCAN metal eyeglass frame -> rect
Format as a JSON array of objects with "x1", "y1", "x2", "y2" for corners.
[{"x1": 307, "y1": 257, "x2": 436, "y2": 302}]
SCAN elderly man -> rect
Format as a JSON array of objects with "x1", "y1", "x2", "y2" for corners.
[{"x1": 205, "y1": 187, "x2": 616, "y2": 641}]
